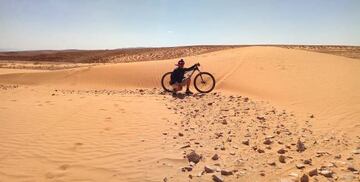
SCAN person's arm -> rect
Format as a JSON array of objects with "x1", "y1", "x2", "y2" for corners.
[{"x1": 184, "y1": 64, "x2": 198, "y2": 71}]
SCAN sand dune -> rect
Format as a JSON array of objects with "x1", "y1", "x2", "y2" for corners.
[
  {"x1": 0, "y1": 46, "x2": 359, "y2": 181},
  {"x1": 1, "y1": 46, "x2": 359, "y2": 127}
]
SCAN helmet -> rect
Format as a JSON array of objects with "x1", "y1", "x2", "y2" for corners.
[{"x1": 176, "y1": 59, "x2": 185, "y2": 66}]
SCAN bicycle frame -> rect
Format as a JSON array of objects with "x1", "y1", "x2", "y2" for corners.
[{"x1": 185, "y1": 66, "x2": 200, "y2": 79}]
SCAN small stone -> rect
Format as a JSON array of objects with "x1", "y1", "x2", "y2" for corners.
[
  {"x1": 188, "y1": 174, "x2": 193, "y2": 179},
  {"x1": 212, "y1": 154, "x2": 219, "y2": 160},
  {"x1": 279, "y1": 155, "x2": 286, "y2": 163},
  {"x1": 162, "y1": 132, "x2": 168, "y2": 135},
  {"x1": 204, "y1": 165, "x2": 216, "y2": 173},
  {"x1": 230, "y1": 151, "x2": 235, "y2": 155},
  {"x1": 289, "y1": 172, "x2": 299, "y2": 178},
  {"x1": 263, "y1": 138, "x2": 272, "y2": 145},
  {"x1": 178, "y1": 132, "x2": 184, "y2": 137},
  {"x1": 308, "y1": 168, "x2": 318, "y2": 176},
  {"x1": 242, "y1": 139, "x2": 249, "y2": 145},
  {"x1": 212, "y1": 174, "x2": 224, "y2": 182},
  {"x1": 348, "y1": 166, "x2": 357, "y2": 172},
  {"x1": 267, "y1": 160, "x2": 276, "y2": 166},
  {"x1": 221, "y1": 120, "x2": 227, "y2": 125},
  {"x1": 296, "y1": 163, "x2": 306, "y2": 169},
  {"x1": 303, "y1": 159, "x2": 312, "y2": 165},
  {"x1": 257, "y1": 116, "x2": 266, "y2": 121},
  {"x1": 163, "y1": 177, "x2": 168, "y2": 182},
  {"x1": 221, "y1": 169, "x2": 233, "y2": 176},
  {"x1": 277, "y1": 148, "x2": 287, "y2": 154},
  {"x1": 319, "y1": 169, "x2": 333, "y2": 178},
  {"x1": 353, "y1": 149, "x2": 360, "y2": 154},
  {"x1": 189, "y1": 162, "x2": 196, "y2": 167},
  {"x1": 300, "y1": 174, "x2": 309, "y2": 182},
  {"x1": 296, "y1": 139, "x2": 306, "y2": 152},
  {"x1": 180, "y1": 144, "x2": 191, "y2": 149},
  {"x1": 334, "y1": 154, "x2": 341, "y2": 159},
  {"x1": 186, "y1": 151, "x2": 201, "y2": 164},
  {"x1": 257, "y1": 149, "x2": 265, "y2": 153},
  {"x1": 181, "y1": 166, "x2": 193, "y2": 172}
]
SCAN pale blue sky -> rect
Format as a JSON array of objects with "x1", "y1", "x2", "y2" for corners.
[{"x1": 0, "y1": 0, "x2": 359, "y2": 50}]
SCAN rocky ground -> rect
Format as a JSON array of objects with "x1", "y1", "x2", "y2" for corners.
[
  {"x1": 3, "y1": 86, "x2": 359, "y2": 182},
  {"x1": 161, "y1": 91, "x2": 360, "y2": 181}
]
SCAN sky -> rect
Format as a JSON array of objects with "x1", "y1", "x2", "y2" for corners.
[{"x1": 0, "y1": 0, "x2": 359, "y2": 50}]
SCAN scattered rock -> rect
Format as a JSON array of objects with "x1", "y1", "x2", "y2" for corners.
[
  {"x1": 181, "y1": 166, "x2": 193, "y2": 172},
  {"x1": 279, "y1": 155, "x2": 286, "y2": 163},
  {"x1": 348, "y1": 166, "x2": 357, "y2": 172},
  {"x1": 308, "y1": 168, "x2": 318, "y2": 177},
  {"x1": 204, "y1": 165, "x2": 216, "y2": 173},
  {"x1": 221, "y1": 169, "x2": 234, "y2": 176},
  {"x1": 296, "y1": 139, "x2": 306, "y2": 152},
  {"x1": 212, "y1": 154, "x2": 219, "y2": 160},
  {"x1": 277, "y1": 148, "x2": 287, "y2": 154},
  {"x1": 221, "y1": 120, "x2": 228, "y2": 125},
  {"x1": 288, "y1": 172, "x2": 299, "y2": 178},
  {"x1": 353, "y1": 149, "x2": 360, "y2": 154},
  {"x1": 263, "y1": 138, "x2": 272, "y2": 145},
  {"x1": 303, "y1": 159, "x2": 312, "y2": 165},
  {"x1": 319, "y1": 169, "x2": 333, "y2": 178},
  {"x1": 212, "y1": 174, "x2": 224, "y2": 182},
  {"x1": 180, "y1": 144, "x2": 191, "y2": 149},
  {"x1": 242, "y1": 139, "x2": 249, "y2": 145},
  {"x1": 178, "y1": 132, "x2": 184, "y2": 137},
  {"x1": 296, "y1": 163, "x2": 306, "y2": 169},
  {"x1": 257, "y1": 149, "x2": 265, "y2": 153},
  {"x1": 267, "y1": 161, "x2": 276, "y2": 166},
  {"x1": 186, "y1": 151, "x2": 201, "y2": 164},
  {"x1": 257, "y1": 116, "x2": 266, "y2": 121},
  {"x1": 300, "y1": 174, "x2": 309, "y2": 182},
  {"x1": 229, "y1": 151, "x2": 235, "y2": 155}
]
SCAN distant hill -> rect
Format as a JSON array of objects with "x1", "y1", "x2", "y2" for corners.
[{"x1": 0, "y1": 45, "x2": 359, "y2": 63}]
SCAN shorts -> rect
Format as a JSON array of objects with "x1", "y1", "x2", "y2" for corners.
[{"x1": 171, "y1": 78, "x2": 189, "y2": 88}]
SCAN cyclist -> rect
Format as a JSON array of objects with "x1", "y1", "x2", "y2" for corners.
[{"x1": 170, "y1": 59, "x2": 199, "y2": 95}]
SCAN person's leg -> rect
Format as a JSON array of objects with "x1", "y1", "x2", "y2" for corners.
[
  {"x1": 184, "y1": 78, "x2": 193, "y2": 94},
  {"x1": 186, "y1": 78, "x2": 191, "y2": 91}
]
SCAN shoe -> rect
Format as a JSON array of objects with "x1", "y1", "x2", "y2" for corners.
[
  {"x1": 172, "y1": 90, "x2": 177, "y2": 97},
  {"x1": 185, "y1": 90, "x2": 193, "y2": 95}
]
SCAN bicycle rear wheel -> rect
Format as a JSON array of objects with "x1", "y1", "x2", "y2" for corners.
[
  {"x1": 193, "y1": 72, "x2": 215, "y2": 93},
  {"x1": 161, "y1": 72, "x2": 173, "y2": 92}
]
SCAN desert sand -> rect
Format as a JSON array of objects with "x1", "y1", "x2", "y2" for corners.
[{"x1": 0, "y1": 46, "x2": 359, "y2": 182}]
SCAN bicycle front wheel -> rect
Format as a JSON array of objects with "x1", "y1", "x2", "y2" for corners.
[{"x1": 193, "y1": 72, "x2": 216, "y2": 93}]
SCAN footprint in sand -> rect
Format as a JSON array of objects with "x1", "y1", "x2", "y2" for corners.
[
  {"x1": 59, "y1": 164, "x2": 70, "y2": 170},
  {"x1": 74, "y1": 142, "x2": 83, "y2": 146},
  {"x1": 45, "y1": 171, "x2": 65, "y2": 179}
]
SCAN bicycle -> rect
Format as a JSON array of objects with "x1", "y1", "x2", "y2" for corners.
[{"x1": 161, "y1": 63, "x2": 216, "y2": 93}]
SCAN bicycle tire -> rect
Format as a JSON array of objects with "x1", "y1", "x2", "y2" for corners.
[
  {"x1": 193, "y1": 72, "x2": 216, "y2": 93},
  {"x1": 161, "y1": 72, "x2": 173, "y2": 92}
]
